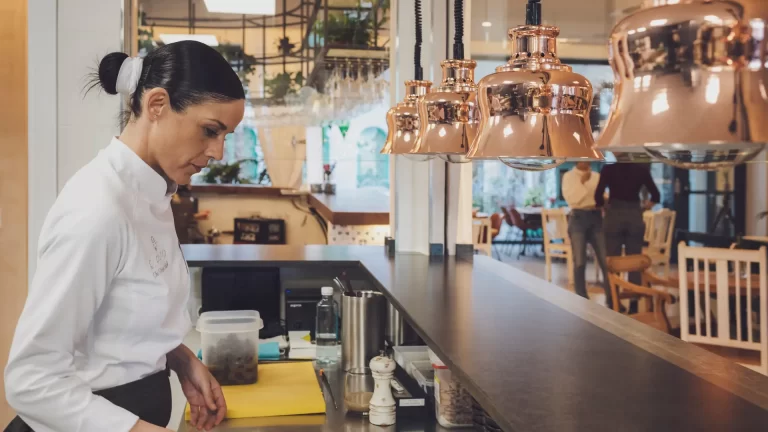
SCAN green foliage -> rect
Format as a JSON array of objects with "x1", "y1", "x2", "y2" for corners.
[
  {"x1": 214, "y1": 43, "x2": 257, "y2": 87},
  {"x1": 313, "y1": 0, "x2": 390, "y2": 47},
  {"x1": 315, "y1": 12, "x2": 372, "y2": 46},
  {"x1": 201, "y1": 159, "x2": 258, "y2": 184},
  {"x1": 264, "y1": 71, "x2": 304, "y2": 100},
  {"x1": 523, "y1": 186, "x2": 545, "y2": 207},
  {"x1": 137, "y1": 11, "x2": 157, "y2": 54}
]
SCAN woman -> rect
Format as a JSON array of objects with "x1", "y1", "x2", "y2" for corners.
[
  {"x1": 5, "y1": 41, "x2": 245, "y2": 432},
  {"x1": 594, "y1": 161, "x2": 660, "y2": 286}
]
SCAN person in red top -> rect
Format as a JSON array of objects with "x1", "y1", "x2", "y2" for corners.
[{"x1": 595, "y1": 162, "x2": 660, "y2": 285}]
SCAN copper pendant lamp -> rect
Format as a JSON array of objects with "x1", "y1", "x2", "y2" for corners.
[
  {"x1": 381, "y1": 80, "x2": 433, "y2": 155},
  {"x1": 411, "y1": 0, "x2": 479, "y2": 163},
  {"x1": 381, "y1": 0, "x2": 433, "y2": 161},
  {"x1": 467, "y1": 0, "x2": 603, "y2": 170},
  {"x1": 597, "y1": 0, "x2": 767, "y2": 170}
]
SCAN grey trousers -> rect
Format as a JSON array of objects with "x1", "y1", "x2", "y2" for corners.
[
  {"x1": 568, "y1": 209, "x2": 613, "y2": 305},
  {"x1": 604, "y1": 202, "x2": 646, "y2": 285}
]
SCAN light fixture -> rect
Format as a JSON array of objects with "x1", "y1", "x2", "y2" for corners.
[
  {"x1": 467, "y1": 0, "x2": 602, "y2": 170},
  {"x1": 159, "y1": 34, "x2": 220, "y2": 46},
  {"x1": 381, "y1": 80, "x2": 433, "y2": 155},
  {"x1": 482, "y1": 21, "x2": 492, "y2": 28},
  {"x1": 597, "y1": 0, "x2": 767, "y2": 170},
  {"x1": 203, "y1": 0, "x2": 276, "y2": 15},
  {"x1": 381, "y1": 0, "x2": 433, "y2": 160},
  {"x1": 411, "y1": 0, "x2": 479, "y2": 163}
]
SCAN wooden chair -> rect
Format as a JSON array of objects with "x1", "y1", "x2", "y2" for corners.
[
  {"x1": 489, "y1": 212, "x2": 502, "y2": 240},
  {"x1": 643, "y1": 211, "x2": 654, "y2": 243},
  {"x1": 505, "y1": 206, "x2": 541, "y2": 258},
  {"x1": 677, "y1": 243, "x2": 768, "y2": 375},
  {"x1": 643, "y1": 209, "x2": 677, "y2": 277},
  {"x1": 541, "y1": 208, "x2": 573, "y2": 287},
  {"x1": 473, "y1": 218, "x2": 493, "y2": 257},
  {"x1": 605, "y1": 255, "x2": 675, "y2": 334}
]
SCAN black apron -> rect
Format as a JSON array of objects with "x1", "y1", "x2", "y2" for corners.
[{"x1": 5, "y1": 369, "x2": 172, "y2": 432}]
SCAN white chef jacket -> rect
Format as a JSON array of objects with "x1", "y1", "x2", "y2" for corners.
[
  {"x1": 561, "y1": 167, "x2": 600, "y2": 209},
  {"x1": 5, "y1": 138, "x2": 192, "y2": 432}
]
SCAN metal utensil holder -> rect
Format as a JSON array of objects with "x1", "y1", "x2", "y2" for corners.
[{"x1": 341, "y1": 291, "x2": 386, "y2": 372}]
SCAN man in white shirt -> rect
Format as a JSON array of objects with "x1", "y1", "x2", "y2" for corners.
[{"x1": 561, "y1": 163, "x2": 615, "y2": 309}]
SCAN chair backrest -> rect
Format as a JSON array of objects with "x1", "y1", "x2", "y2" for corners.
[
  {"x1": 472, "y1": 220, "x2": 482, "y2": 247},
  {"x1": 500, "y1": 206, "x2": 515, "y2": 227},
  {"x1": 646, "y1": 209, "x2": 677, "y2": 255},
  {"x1": 490, "y1": 213, "x2": 502, "y2": 236},
  {"x1": 507, "y1": 207, "x2": 529, "y2": 230},
  {"x1": 643, "y1": 211, "x2": 654, "y2": 242},
  {"x1": 677, "y1": 242, "x2": 768, "y2": 373},
  {"x1": 473, "y1": 218, "x2": 492, "y2": 248},
  {"x1": 541, "y1": 208, "x2": 569, "y2": 246}
]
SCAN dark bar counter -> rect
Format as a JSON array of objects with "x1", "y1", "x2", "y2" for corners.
[{"x1": 183, "y1": 244, "x2": 768, "y2": 432}]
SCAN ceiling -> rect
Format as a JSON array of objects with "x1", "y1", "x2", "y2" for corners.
[
  {"x1": 140, "y1": 0, "x2": 314, "y2": 29},
  {"x1": 469, "y1": 0, "x2": 645, "y2": 47},
  {"x1": 141, "y1": 0, "x2": 305, "y2": 20}
]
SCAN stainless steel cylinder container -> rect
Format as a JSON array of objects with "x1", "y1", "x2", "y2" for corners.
[{"x1": 341, "y1": 291, "x2": 386, "y2": 372}]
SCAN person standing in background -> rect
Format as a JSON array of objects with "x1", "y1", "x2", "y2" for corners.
[
  {"x1": 562, "y1": 163, "x2": 615, "y2": 308},
  {"x1": 595, "y1": 163, "x2": 660, "y2": 285}
]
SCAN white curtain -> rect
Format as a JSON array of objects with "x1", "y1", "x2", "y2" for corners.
[{"x1": 258, "y1": 126, "x2": 306, "y2": 189}]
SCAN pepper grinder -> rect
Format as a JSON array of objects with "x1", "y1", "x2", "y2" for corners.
[{"x1": 368, "y1": 352, "x2": 396, "y2": 426}]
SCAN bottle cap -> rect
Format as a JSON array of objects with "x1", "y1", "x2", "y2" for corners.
[{"x1": 321, "y1": 286, "x2": 334, "y2": 296}]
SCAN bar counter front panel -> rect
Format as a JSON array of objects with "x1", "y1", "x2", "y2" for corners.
[{"x1": 182, "y1": 245, "x2": 768, "y2": 432}]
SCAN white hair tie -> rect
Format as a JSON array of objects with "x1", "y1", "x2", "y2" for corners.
[{"x1": 116, "y1": 57, "x2": 144, "y2": 96}]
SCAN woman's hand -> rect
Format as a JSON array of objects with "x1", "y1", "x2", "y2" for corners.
[
  {"x1": 168, "y1": 345, "x2": 227, "y2": 431},
  {"x1": 179, "y1": 359, "x2": 227, "y2": 431}
]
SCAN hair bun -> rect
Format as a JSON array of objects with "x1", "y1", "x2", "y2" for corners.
[{"x1": 97, "y1": 52, "x2": 130, "y2": 95}]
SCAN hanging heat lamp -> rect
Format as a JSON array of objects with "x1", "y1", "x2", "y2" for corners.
[
  {"x1": 381, "y1": 0, "x2": 434, "y2": 161},
  {"x1": 467, "y1": 0, "x2": 603, "y2": 170},
  {"x1": 410, "y1": 0, "x2": 479, "y2": 163},
  {"x1": 596, "y1": 0, "x2": 767, "y2": 170}
]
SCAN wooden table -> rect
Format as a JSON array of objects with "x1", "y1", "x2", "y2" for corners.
[{"x1": 660, "y1": 272, "x2": 764, "y2": 297}]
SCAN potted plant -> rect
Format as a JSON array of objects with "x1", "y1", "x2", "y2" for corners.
[
  {"x1": 264, "y1": 71, "x2": 304, "y2": 100},
  {"x1": 200, "y1": 159, "x2": 258, "y2": 184}
]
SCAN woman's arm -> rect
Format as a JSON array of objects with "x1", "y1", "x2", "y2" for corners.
[
  {"x1": 4, "y1": 204, "x2": 140, "y2": 432},
  {"x1": 166, "y1": 344, "x2": 197, "y2": 374},
  {"x1": 167, "y1": 344, "x2": 228, "y2": 431},
  {"x1": 130, "y1": 420, "x2": 173, "y2": 432}
]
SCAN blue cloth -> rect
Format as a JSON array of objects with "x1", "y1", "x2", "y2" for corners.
[{"x1": 197, "y1": 341, "x2": 281, "y2": 362}]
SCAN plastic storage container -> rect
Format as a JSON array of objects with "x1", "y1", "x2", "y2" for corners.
[
  {"x1": 413, "y1": 364, "x2": 435, "y2": 394},
  {"x1": 429, "y1": 349, "x2": 473, "y2": 428},
  {"x1": 393, "y1": 346, "x2": 430, "y2": 378},
  {"x1": 198, "y1": 310, "x2": 263, "y2": 386}
]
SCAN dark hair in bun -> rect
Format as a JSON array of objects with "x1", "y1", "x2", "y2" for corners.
[{"x1": 88, "y1": 40, "x2": 245, "y2": 126}]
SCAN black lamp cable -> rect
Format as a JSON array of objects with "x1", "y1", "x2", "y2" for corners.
[
  {"x1": 453, "y1": 0, "x2": 464, "y2": 59},
  {"x1": 526, "y1": 0, "x2": 542, "y2": 26},
  {"x1": 415, "y1": 0, "x2": 423, "y2": 80}
]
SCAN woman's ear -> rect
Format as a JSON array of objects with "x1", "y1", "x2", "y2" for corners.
[{"x1": 144, "y1": 87, "x2": 170, "y2": 121}]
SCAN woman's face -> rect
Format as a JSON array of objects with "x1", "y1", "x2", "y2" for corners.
[{"x1": 149, "y1": 97, "x2": 245, "y2": 185}]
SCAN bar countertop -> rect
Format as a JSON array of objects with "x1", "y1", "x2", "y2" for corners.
[{"x1": 182, "y1": 244, "x2": 768, "y2": 431}]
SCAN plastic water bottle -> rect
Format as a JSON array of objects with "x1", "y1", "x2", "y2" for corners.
[{"x1": 316, "y1": 286, "x2": 338, "y2": 365}]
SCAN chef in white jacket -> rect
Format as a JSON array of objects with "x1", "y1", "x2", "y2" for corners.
[{"x1": 5, "y1": 41, "x2": 244, "y2": 432}]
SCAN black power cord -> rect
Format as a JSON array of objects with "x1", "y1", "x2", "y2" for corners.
[
  {"x1": 453, "y1": 0, "x2": 464, "y2": 59},
  {"x1": 415, "y1": 0, "x2": 423, "y2": 80},
  {"x1": 526, "y1": 0, "x2": 542, "y2": 26}
]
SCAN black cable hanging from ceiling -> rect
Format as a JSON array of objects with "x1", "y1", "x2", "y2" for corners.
[
  {"x1": 453, "y1": 0, "x2": 464, "y2": 59},
  {"x1": 414, "y1": 0, "x2": 423, "y2": 80},
  {"x1": 526, "y1": 0, "x2": 542, "y2": 25}
]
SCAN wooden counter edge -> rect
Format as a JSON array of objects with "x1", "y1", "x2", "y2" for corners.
[
  {"x1": 187, "y1": 184, "x2": 286, "y2": 197},
  {"x1": 306, "y1": 193, "x2": 389, "y2": 226}
]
